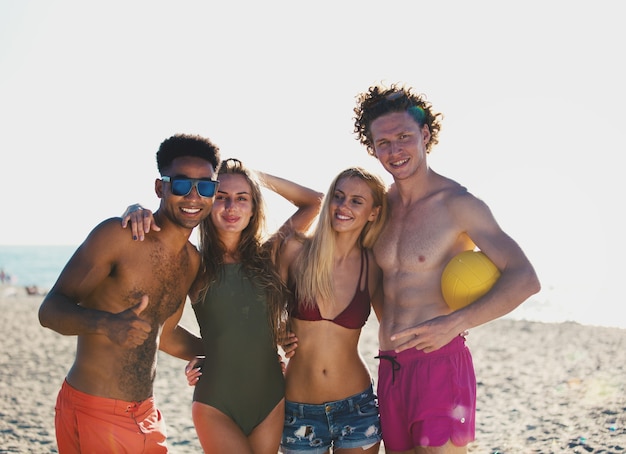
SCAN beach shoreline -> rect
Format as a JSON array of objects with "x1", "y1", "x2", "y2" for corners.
[{"x1": 1, "y1": 287, "x2": 624, "y2": 453}]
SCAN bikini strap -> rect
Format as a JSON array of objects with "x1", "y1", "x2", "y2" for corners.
[{"x1": 357, "y1": 248, "x2": 368, "y2": 292}]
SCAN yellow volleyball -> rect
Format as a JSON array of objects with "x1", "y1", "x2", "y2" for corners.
[{"x1": 441, "y1": 251, "x2": 501, "y2": 310}]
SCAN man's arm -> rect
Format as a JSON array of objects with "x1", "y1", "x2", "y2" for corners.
[
  {"x1": 392, "y1": 193, "x2": 540, "y2": 352},
  {"x1": 451, "y1": 194, "x2": 541, "y2": 329},
  {"x1": 38, "y1": 219, "x2": 152, "y2": 348},
  {"x1": 158, "y1": 298, "x2": 203, "y2": 360}
]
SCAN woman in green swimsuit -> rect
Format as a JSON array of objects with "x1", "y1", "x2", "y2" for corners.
[{"x1": 123, "y1": 158, "x2": 322, "y2": 453}]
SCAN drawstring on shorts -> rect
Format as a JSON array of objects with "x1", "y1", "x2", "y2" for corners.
[{"x1": 375, "y1": 354, "x2": 401, "y2": 384}]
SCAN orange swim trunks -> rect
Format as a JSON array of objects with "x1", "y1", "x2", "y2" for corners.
[{"x1": 55, "y1": 379, "x2": 168, "y2": 453}]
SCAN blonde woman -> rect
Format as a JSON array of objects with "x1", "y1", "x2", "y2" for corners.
[{"x1": 278, "y1": 167, "x2": 388, "y2": 453}]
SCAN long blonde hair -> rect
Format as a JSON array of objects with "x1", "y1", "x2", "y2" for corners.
[{"x1": 293, "y1": 167, "x2": 388, "y2": 306}]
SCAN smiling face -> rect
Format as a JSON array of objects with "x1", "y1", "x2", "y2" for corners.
[
  {"x1": 157, "y1": 155, "x2": 216, "y2": 230},
  {"x1": 370, "y1": 111, "x2": 431, "y2": 181},
  {"x1": 209, "y1": 173, "x2": 255, "y2": 236},
  {"x1": 329, "y1": 176, "x2": 380, "y2": 235}
]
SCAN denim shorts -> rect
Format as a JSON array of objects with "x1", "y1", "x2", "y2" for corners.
[{"x1": 280, "y1": 385, "x2": 382, "y2": 454}]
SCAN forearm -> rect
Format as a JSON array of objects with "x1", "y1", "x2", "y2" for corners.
[
  {"x1": 256, "y1": 171, "x2": 323, "y2": 209},
  {"x1": 257, "y1": 171, "x2": 322, "y2": 239},
  {"x1": 454, "y1": 265, "x2": 541, "y2": 332},
  {"x1": 159, "y1": 325, "x2": 204, "y2": 360},
  {"x1": 38, "y1": 293, "x2": 108, "y2": 336}
]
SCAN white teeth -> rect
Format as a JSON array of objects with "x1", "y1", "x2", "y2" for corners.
[
  {"x1": 391, "y1": 159, "x2": 408, "y2": 167},
  {"x1": 181, "y1": 208, "x2": 200, "y2": 214},
  {"x1": 336, "y1": 213, "x2": 351, "y2": 220}
]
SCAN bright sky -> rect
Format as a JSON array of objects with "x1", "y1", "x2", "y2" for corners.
[{"x1": 1, "y1": 1, "x2": 624, "y2": 322}]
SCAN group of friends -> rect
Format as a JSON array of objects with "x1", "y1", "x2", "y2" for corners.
[{"x1": 39, "y1": 83, "x2": 540, "y2": 454}]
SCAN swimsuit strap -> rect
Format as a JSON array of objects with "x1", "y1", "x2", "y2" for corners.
[{"x1": 358, "y1": 248, "x2": 369, "y2": 294}]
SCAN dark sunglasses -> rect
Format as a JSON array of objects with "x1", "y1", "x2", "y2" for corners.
[{"x1": 161, "y1": 176, "x2": 219, "y2": 198}]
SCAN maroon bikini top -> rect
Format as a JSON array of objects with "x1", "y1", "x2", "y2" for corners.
[{"x1": 290, "y1": 249, "x2": 371, "y2": 330}]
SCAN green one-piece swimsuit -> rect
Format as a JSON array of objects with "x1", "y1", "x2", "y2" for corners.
[{"x1": 192, "y1": 263, "x2": 285, "y2": 435}]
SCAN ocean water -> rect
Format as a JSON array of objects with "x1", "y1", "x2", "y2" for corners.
[
  {"x1": 0, "y1": 245, "x2": 76, "y2": 291},
  {"x1": 0, "y1": 245, "x2": 623, "y2": 330}
]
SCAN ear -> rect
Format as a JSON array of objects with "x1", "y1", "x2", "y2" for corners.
[
  {"x1": 368, "y1": 205, "x2": 381, "y2": 222},
  {"x1": 155, "y1": 178, "x2": 164, "y2": 199},
  {"x1": 421, "y1": 124, "x2": 431, "y2": 145}
]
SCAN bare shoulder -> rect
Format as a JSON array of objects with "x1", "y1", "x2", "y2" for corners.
[
  {"x1": 65, "y1": 217, "x2": 137, "y2": 271},
  {"x1": 85, "y1": 218, "x2": 196, "y2": 295},
  {"x1": 441, "y1": 181, "x2": 510, "y2": 258},
  {"x1": 47, "y1": 218, "x2": 147, "y2": 310},
  {"x1": 273, "y1": 234, "x2": 306, "y2": 284},
  {"x1": 434, "y1": 173, "x2": 470, "y2": 201},
  {"x1": 443, "y1": 182, "x2": 496, "y2": 222},
  {"x1": 282, "y1": 234, "x2": 306, "y2": 255},
  {"x1": 85, "y1": 216, "x2": 127, "y2": 239},
  {"x1": 278, "y1": 234, "x2": 306, "y2": 272}
]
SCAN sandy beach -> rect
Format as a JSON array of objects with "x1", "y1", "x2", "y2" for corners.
[{"x1": 1, "y1": 286, "x2": 624, "y2": 453}]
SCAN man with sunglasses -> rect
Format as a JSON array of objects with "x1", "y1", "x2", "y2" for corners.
[
  {"x1": 39, "y1": 133, "x2": 221, "y2": 453},
  {"x1": 353, "y1": 84, "x2": 541, "y2": 453}
]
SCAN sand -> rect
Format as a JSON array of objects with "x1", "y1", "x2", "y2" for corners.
[{"x1": 1, "y1": 285, "x2": 624, "y2": 453}]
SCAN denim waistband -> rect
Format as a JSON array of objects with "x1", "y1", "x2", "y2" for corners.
[{"x1": 285, "y1": 384, "x2": 375, "y2": 416}]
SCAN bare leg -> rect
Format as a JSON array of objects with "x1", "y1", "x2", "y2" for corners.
[
  {"x1": 386, "y1": 440, "x2": 467, "y2": 454},
  {"x1": 191, "y1": 401, "x2": 253, "y2": 454},
  {"x1": 337, "y1": 441, "x2": 381, "y2": 453},
  {"x1": 248, "y1": 398, "x2": 285, "y2": 454}
]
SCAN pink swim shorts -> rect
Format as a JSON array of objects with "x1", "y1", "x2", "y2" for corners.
[{"x1": 376, "y1": 336, "x2": 476, "y2": 450}]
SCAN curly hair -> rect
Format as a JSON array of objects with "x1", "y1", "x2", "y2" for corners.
[
  {"x1": 156, "y1": 133, "x2": 221, "y2": 175},
  {"x1": 353, "y1": 83, "x2": 443, "y2": 156},
  {"x1": 197, "y1": 158, "x2": 288, "y2": 344}
]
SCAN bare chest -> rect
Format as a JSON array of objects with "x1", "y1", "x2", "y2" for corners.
[
  {"x1": 114, "y1": 246, "x2": 198, "y2": 324},
  {"x1": 374, "y1": 203, "x2": 455, "y2": 273}
]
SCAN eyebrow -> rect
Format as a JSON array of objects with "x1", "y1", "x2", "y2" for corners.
[
  {"x1": 217, "y1": 189, "x2": 250, "y2": 195},
  {"x1": 170, "y1": 174, "x2": 214, "y2": 180},
  {"x1": 375, "y1": 128, "x2": 412, "y2": 141},
  {"x1": 336, "y1": 190, "x2": 366, "y2": 200}
]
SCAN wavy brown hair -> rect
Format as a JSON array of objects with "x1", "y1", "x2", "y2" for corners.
[
  {"x1": 353, "y1": 82, "x2": 443, "y2": 156},
  {"x1": 197, "y1": 158, "x2": 288, "y2": 343}
]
